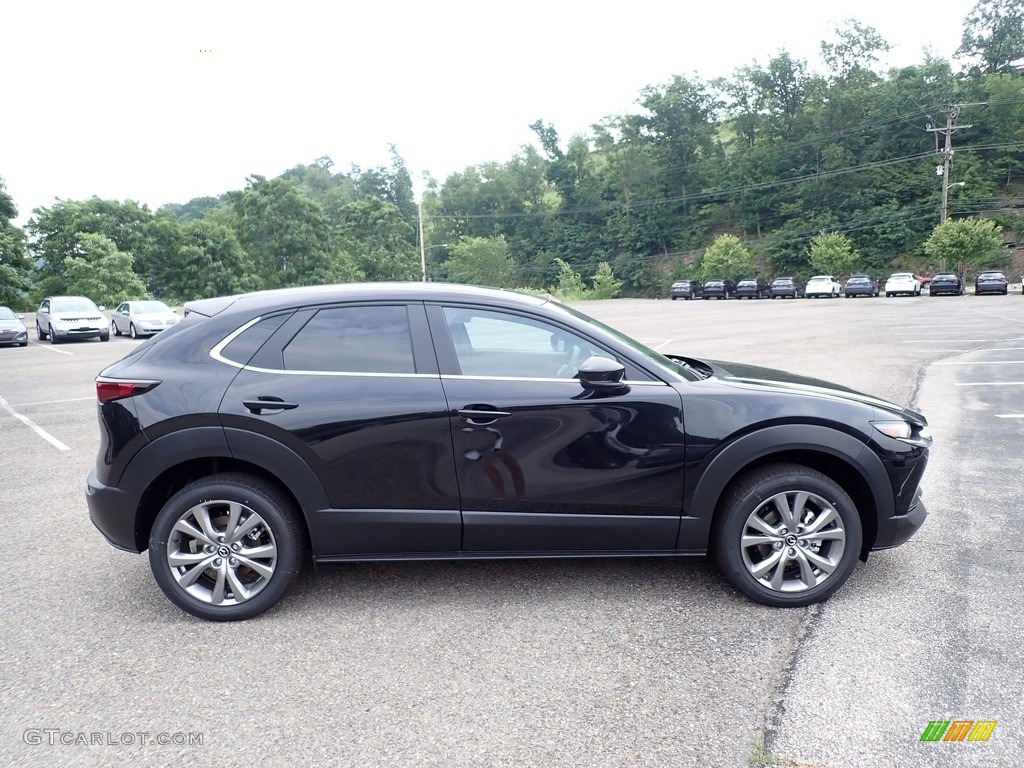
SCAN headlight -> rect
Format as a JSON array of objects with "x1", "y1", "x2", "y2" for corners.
[{"x1": 871, "y1": 420, "x2": 932, "y2": 446}]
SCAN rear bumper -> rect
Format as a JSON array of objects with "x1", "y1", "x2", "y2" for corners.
[{"x1": 86, "y1": 469, "x2": 143, "y2": 553}]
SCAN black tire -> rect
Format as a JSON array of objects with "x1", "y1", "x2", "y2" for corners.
[
  {"x1": 113, "y1": 320, "x2": 121, "y2": 336},
  {"x1": 671, "y1": 296, "x2": 677, "y2": 301},
  {"x1": 149, "y1": 473, "x2": 306, "y2": 621},
  {"x1": 100, "y1": 332, "x2": 110, "y2": 342},
  {"x1": 712, "y1": 463, "x2": 862, "y2": 607},
  {"x1": 130, "y1": 322, "x2": 138, "y2": 339},
  {"x1": 36, "y1": 322, "x2": 47, "y2": 340},
  {"x1": 49, "y1": 325, "x2": 60, "y2": 344},
  {"x1": 19, "y1": 341, "x2": 28, "y2": 347}
]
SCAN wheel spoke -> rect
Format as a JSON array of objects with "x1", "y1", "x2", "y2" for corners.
[
  {"x1": 173, "y1": 518, "x2": 215, "y2": 547},
  {"x1": 741, "y1": 533, "x2": 777, "y2": 548},
  {"x1": 746, "y1": 515, "x2": 780, "y2": 537},
  {"x1": 224, "y1": 502, "x2": 244, "y2": 540},
  {"x1": 769, "y1": 556, "x2": 787, "y2": 590},
  {"x1": 803, "y1": 528, "x2": 846, "y2": 543},
  {"x1": 803, "y1": 549, "x2": 840, "y2": 574},
  {"x1": 226, "y1": 567, "x2": 252, "y2": 601},
  {"x1": 174, "y1": 558, "x2": 216, "y2": 588},
  {"x1": 194, "y1": 506, "x2": 221, "y2": 543},
  {"x1": 209, "y1": 566, "x2": 228, "y2": 604},
  {"x1": 802, "y1": 506, "x2": 839, "y2": 536},
  {"x1": 168, "y1": 550, "x2": 216, "y2": 568},
  {"x1": 792, "y1": 550, "x2": 819, "y2": 588},
  {"x1": 235, "y1": 555, "x2": 274, "y2": 580},
  {"x1": 790, "y1": 491, "x2": 810, "y2": 525},
  {"x1": 749, "y1": 549, "x2": 784, "y2": 580},
  {"x1": 239, "y1": 542, "x2": 276, "y2": 560},
  {"x1": 230, "y1": 513, "x2": 262, "y2": 543}
]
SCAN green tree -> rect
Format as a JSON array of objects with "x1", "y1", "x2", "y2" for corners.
[
  {"x1": 0, "y1": 178, "x2": 33, "y2": 308},
  {"x1": 589, "y1": 262, "x2": 623, "y2": 299},
  {"x1": 168, "y1": 219, "x2": 264, "y2": 301},
  {"x1": 924, "y1": 217, "x2": 1005, "y2": 272},
  {"x1": 229, "y1": 175, "x2": 334, "y2": 287},
  {"x1": 62, "y1": 233, "x2": 147, "y2": 306},
  {"x1": 334, "y1": 197, "x2": 418, "y2": 282},
  {"x1": 701, "y1": 234, "x2": 754, "y2": 281},
  {"x1": 445, "y1": 235, "x2": 516, "y2": 287},
  {"x1": 809, "y1": 231, "x2": 861, "y2": 275},
  {"x1": 957, "y1": 0, "x2": 1024, "y2": 73},
  {"x1": 552, "y1": 258, "x2": 588, "y2": 301}
]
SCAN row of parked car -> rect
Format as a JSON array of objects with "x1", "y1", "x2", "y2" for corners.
[{"x1": 670, "y1": 271, "x2": 1020, "y2": 300}]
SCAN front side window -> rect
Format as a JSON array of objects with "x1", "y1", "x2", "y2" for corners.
[
  {"x1": 442, "y1": 307, "x2": 606, "y2": 379},
  {"x1": 283, "y1": 305, "x2": 415, "y2": 374}
]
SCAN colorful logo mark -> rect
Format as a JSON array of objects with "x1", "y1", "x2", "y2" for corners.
[{"x1": 920, "y1": 720, "x2": 997, "y2": 742}]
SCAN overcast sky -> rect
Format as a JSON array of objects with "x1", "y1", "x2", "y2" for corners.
[{"x1": 1, "y1": 0, "x2": 978, "y2": 225}]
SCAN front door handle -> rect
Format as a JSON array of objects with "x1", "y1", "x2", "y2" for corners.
[
  {"x1": 243, "y1": 397, "x2": 299, "y2": 415},
  {"x1": 458, "y1": 407, "x2": 512, "y2": 426}
]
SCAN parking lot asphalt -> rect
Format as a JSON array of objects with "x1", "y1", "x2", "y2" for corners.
[{"x1": 1, "y1": 294, "x2": 1022, "y2": 768}]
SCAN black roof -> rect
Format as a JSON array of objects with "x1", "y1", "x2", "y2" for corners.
[{"x1": 184, "y1": 282, "x2": 553, "y2": 318}]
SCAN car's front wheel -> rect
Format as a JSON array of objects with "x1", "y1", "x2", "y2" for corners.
[
  {"x1": 712, "y1": 463, "x2": 862, "y2": 607},
  {"x1": 129, "y1": 322, "x2": 139, "y2": 339},
  {"x1": 49, "y1": 325, "x2": 60, "y2": 344},
  {"x1": 149, "y1": 473, "x2": 305, "y2": 621},
  {"x1": 36, "y1": 322, "x2": 47, "y2": 340}
]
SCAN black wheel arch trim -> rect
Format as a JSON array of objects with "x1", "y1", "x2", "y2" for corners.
[
  {"x1": 680, "y1": 424, "x2": 893, "y2": 551},
  {"x1": 113, "y1": 426, "x2": 328, "y2": 551}
]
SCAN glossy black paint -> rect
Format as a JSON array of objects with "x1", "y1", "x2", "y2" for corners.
[{"x1": 86, "y1": 282, "x2": 930, "y2": 571}]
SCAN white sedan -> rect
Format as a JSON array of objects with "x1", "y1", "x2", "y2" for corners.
[
  {"x1": 884, "y1": 273, "x2": 922, "y2": 297},
  {"x1": 111, "y1": 300, "x2": 180, "y2": 338},
  {"x1": 804, "y1": 275, "x2": 842, "y2": 298}
]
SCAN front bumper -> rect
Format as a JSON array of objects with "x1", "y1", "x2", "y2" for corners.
[
  {"x1": 53, "y1": 326, "x2": 105, "y2": 340},
  {"x1": 86, "y1": 469, "x2": 143, "y2": 553},
  {"x1": 873, "y1": 487, "x2": 928, "y2": 550}
]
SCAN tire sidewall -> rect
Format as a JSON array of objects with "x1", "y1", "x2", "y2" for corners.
[{"x1": 148, "y1": 477, "x2": 302, "y2": 621}]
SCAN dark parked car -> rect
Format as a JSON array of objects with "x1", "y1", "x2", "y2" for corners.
[
  {"x1": 702, "y1": 279, "x2": 736, "y2": 299},
  {"x1": 0, "y1": 307, "x2": 28, "y2": 347},
  {"x1": 975, "y1": 271, "x2": 1008, "y2": 295},
  {"x1": 769, "y1": 277, "x2": 804, "y2": 299},
  {"x1": 843, "y1": 275, "x2": 879, "y2": 298},
  {"x1": 928, "y1": 273, "x2": 965, "y2": 296},
  {"x1": 735, "y1": 278, "x2": 769, "y2": 299},
  {"x1": 87, "y1": 283, "x2": 931, "y2": 621},
  {"x1": 670, "y1": 280, "x2": 703, "y2": 300}
]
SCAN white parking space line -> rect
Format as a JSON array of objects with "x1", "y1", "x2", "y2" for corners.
[
  {"x1": 963, "y1": 307, "x2": 1024, "y2": 324},
  {"x1": 651, "y1": 339, "x2": 673, "y2": 350},
  {"x1": 995, "y1": 414, "x2": 1024, "y2": 419},
  {"x1": 955, "y1": 381, "x2": 1024, "y2": 386},
  {"x1": 902, "y1": 339, "x2": 1003, "y2": 343},
  {"x1": 932, "y1": 360, "x2": 1024, "y2": 366},
  {"x1": 9, "y1": 396, "x2": 95, "y2": 408},
  {"x1": 0, "y1": 393, "x2": 71, "y2": 451},
  {"x1": 27, "y1": 340, "x2": 73, "y2": 356}
]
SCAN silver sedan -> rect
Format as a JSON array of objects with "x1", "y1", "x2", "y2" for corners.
[{"x1": 111, "y1": 300, "x2": 180, "y2": 338}]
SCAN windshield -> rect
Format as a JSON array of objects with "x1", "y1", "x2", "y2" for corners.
[
  {"x1": 889, "y1": 273, "x2": 913, "y2": 280},
  {"x1": 0, "y1": 308, "x2": 17, "y2": 320},
  {"x1": 556, "y1": 303, "x2": 695, "y2": 382},
  {"x1": 847, "y1": 278, "x2": 867, "y2": 283},
  {"x1": 133, "y1": 301, "x2": 171, "y2": 313},
  {"x1": 51, "y1": 298, "x2": 98, "y2": 312}
]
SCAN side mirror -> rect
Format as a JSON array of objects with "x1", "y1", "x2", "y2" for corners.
[
  {"x1": 576, "y1": 356, "x2": 629, "y2": 394},
  {"x1": 98, "y1": 306, "x2": 106, "y2": 311},
  {"x1": 17, "y1": 314, "x2": 25, "y2": 320}
]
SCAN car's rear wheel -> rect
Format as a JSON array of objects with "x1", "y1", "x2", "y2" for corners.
[
  {"x1": 149, "y1": 473, "x2": 305, "y2": 621},
  {"x1": 712, "y1": 463, "x2": 862, "y2": 607}
]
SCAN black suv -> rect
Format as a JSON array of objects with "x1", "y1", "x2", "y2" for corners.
[
  {"x1": 975, "y1": 271, "x2": 1008, "y2": 295},
  {"x1": 702, "y1": 279, "x2": 736, "y2": 300},
  {"x1": 735, "y1": 278, "x2": 769, "y2": 299},
  {"x1": 87, "y1": 283, "x2": 930, "y2": 620}
]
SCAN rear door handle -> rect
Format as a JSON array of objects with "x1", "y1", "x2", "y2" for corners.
[
  {"x1": 458, "y1": 407, "x2": 512, "y2": 426},
  {"x1": 243, "y1": 397, "x2": 299, "y2": 415}
]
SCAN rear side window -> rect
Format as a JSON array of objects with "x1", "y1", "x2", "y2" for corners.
[
  {"x1": 283, "y1": 305, "x2": 415, "y2": 373},
  {"x1": 221, "y1": 314, "x2": 290, "y2": 365}
]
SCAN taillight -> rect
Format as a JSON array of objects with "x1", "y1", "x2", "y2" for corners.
[{"x1": 96, "y1": 377, "x2": 160, "y2": 403}]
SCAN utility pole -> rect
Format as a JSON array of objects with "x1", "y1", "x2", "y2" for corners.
[
  {"x1": 926, "y1": 106, "x2": 972, "y2": 270},
  {"x1": 418, "y1": 202, "x2": 427, "y2": 282}
]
